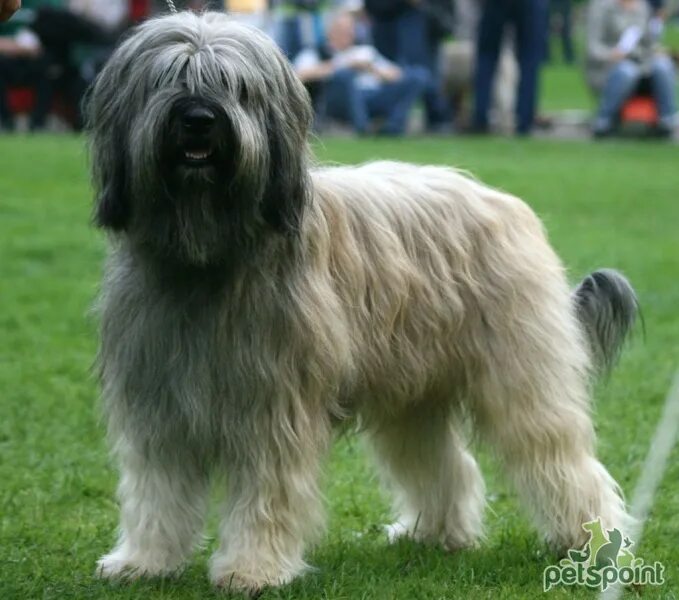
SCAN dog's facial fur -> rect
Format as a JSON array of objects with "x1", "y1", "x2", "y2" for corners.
[{"x1": 86, "y1": 12, "x2": 313, "y2": 266}]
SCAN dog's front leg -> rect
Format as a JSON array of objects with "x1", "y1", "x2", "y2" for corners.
[
  {"x1": 97, "y1": 440, "x2": 209, "y2": 579},
  {"x1": 210, "y1": 408, "x2": 329, "y2": 594}
]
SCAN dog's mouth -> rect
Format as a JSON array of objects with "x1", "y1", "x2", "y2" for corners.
[{"x1": 181, "y1": 143, "x2": 215, "y2": 167}]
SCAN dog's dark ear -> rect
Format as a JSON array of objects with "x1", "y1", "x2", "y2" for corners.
[
  {"x1": 261, "y1": 64, "x2": 313, "y2": 235},
  {"x1": 92, "y1": 130, "x2": 130, "y2": 230},
  {"x1": 261, "y1": 118, "x2": 311, "y2": 234},
  {"x1": 85, "y1": 62, "x2": 132, "y2": 231}
]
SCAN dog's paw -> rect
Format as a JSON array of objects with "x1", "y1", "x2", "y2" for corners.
[
  {"x1": 385, "y1": 520, "x2": 481, "y2": 552},
  {"x1": 385, "y1": 521, "x2": 412, "y2": 544},
  {"x1": 96, "y1": 549, "x2": 182, "y2": 580},
  {"x1": 210, "y1": 569, "x2": 297, "y2": 596},
  {"x1": 209, "y1": 556, "x2": 300, "y2": 596}
]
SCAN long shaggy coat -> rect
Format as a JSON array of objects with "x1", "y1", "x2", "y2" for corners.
[{"x1": 87, "y1": 11, "x2": 637, "y2": 593}]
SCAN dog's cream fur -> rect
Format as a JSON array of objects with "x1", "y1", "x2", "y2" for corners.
[{"x1": 88, "y1": 12, "x2": 634, "y2": 594}]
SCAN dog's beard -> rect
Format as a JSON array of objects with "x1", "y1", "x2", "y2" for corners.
[{"x1": 128, "y1": 99, "x2": 262, "y2": 269}]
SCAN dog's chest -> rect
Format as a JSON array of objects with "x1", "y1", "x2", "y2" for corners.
[{"x1": 99, "y1": 272, "x2": 235, "y2": 436}]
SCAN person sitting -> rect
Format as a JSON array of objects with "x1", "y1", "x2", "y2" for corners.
[
  {"x1": 586, "y1": 0, "x2": 676, "y2": 137},
  {"x1": 293, "y1": 11, "x2": 428, "y2": 136},
  {"x1": 0, "y1": 19, "x2": 51, "y2": 131},
  {"x1": 364, "y1": 0, "x2": 452, "y2": 133}
]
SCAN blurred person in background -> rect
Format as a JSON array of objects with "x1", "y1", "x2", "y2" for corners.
[
  {"x1": 364, "y1": 0, "x2": 452, "y2": 132},
  {"x1": 226, "y1": 0, "x2": 269, "y2": 28},
  {"x1": 473, "y1": 0, "x2": 549, "y2": 136},
  {"x1": 28, "y1": 1, "x2": 122, "y2": 129},
  {"x1": 69, "y1": 0, "x2": 128, "y2": 32},
  {"x1": 294, "y1": 10, "x2": 428, "y2": 135},
  {"x1": 67, "y1": 0, "x2": 128, "y2": 84},
  {"x1": 1, "y1": 0, "x2": 20, "y2": 21},
  {"x1": 586, "y1": 0, "x2": 676, "y2": 137},
  {"x1": 1, "y1": 0, "x2": 126, "y2": 132},
  {"x1": 149, "y1": 0, "x2": 212, "y2": 16},
  {"x1": 442, "y1": 0, "x2": 518, "y2": 133},
  {"x1": 273, "y1": 0, "x2": 328, "y2": 59},
  {"x1": 0, "y1": 0, "x2": 57, "y2": 131},
  {"x1": 548, "y1": 0, "x2": 575, "y2": 64}
]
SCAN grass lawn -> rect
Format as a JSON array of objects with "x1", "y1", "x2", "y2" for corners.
[{"x1": 1, "y1": 134, "x2": 678, "y2": 600}]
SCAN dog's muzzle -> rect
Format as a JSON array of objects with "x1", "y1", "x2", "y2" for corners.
[{"x1": 172, "y1": 99, "x2": 220, "y2": 168}]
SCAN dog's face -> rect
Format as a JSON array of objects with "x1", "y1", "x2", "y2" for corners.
[{"x1": 86, "y1": 12, "x2": 313, "y2": 266}]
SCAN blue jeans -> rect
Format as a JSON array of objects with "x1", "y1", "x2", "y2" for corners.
[
  {"x1": 275, "y1": 13, "x2": 325, "y2": 60},
  {"x1": 371, "y1": 8, "x2": 449, "y2": 127},
  {"x1": 595, "y1": 56, "x2": 677, "y2": 130},
  {"x1": 325, "y1": 67, "x2": 428, "y2": 135},
  {"x1": 473, "y1": 0, "x2": 549, "y2": 134}
]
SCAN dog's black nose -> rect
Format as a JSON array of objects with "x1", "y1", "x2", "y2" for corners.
[{"x1": 182, "y1": 105, "x2": 216, "y2": 132}]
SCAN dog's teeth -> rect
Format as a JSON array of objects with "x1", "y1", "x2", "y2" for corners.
[{"x1": 185, "y1": 151, "x2": 210, "y2": 160}]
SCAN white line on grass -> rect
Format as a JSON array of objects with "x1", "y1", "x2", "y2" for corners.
[{"x1": 599, "y1": 370, "x2": 679, "y2": 600}]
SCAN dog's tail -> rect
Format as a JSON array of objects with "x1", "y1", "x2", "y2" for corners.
[{"x1": 573, "y1": 269, "x2": 639, "y2": 375}]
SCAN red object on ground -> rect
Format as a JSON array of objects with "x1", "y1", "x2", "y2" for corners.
[
  {"x1": 621, "y1": 96, "x2": 659, "y2": 125},
  {"x1": 7, "y1": 87, "x2": 35, "y2": 114}
]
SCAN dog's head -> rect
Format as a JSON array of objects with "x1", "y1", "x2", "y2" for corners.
[{"x1": 86, "y1": 12, "x2": 313, "y2": 265}]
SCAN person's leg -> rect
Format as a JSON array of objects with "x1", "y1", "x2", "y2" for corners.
[
  {"x1": 423, "y1": 37, "x2": 451, "y2": 128},
  {"x1": 514, "y1": 0, "x2": 549, "y2": 135},
  {"x1": 395, "y1": 8, "x2": 449, "y2": 128},
  {"x1": 473, "y1": 1, "x2": 506, "y2": 132},
  {"x1": 275, "y1": 15, "x2": 303, "y2": 59},
  {"x1": 0, "y1": 57, "x2": 17, "y2": 131},
  {"x1": 325, "y1": 69, "x2": 370, "y2": 134},
  {"x1": 370, "y1": 18, "x2": 398, "y2": 63},
  {"x1": 562, "y1": 0, "x2": 575, "y2": 64},
  {"x1": 649, "y1": 54, "x2": 677, "y2": 132},
  {"x1": 26, "y1": 57, "x2": 53, "y2": 131},
  {"x1": 394, "y1": 8, "x2": 429, "y2": 66},
  {"x1": 366, "y1": 67, "x2": 429, "y2": 135},
  {"x1": 593, "y1": 59, "x2": 641, "y2": 133}
]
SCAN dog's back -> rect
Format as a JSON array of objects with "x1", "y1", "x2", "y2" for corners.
[
  {"x1": 309, "y1": 162, "x2": 635, "y2": 411},
  {"x1": 309, "y1": 162, "x2": 569, "y2": 409}
]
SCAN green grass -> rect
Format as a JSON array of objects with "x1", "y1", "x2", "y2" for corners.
[{"x1": 1, "y1": 134, "x2": 678, "y2": 599}]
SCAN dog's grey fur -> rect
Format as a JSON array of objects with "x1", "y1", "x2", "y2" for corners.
[
  {"x1": 574, "y1": 269, "x2": 639, "y2": 374},
  {"x1": 88, "y1": 12, "x2": 637, "y2": 593}
]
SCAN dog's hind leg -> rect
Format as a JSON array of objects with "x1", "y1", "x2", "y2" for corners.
[
  {"x1": 471, "y1": 318, "x2": 630, "y2": 553},
  {"x1": 367, "y1": 404, "x2": 486, "y2": 551},
  {"x1": 97, "y1": 442, "x2": 208, "y2": 579}
]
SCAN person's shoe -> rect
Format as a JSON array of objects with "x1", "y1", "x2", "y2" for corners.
[
  {"x1": 534, "y1": 115, "x2": 554, "y2": 130},
  {"x1": 425, "y1": 122, "x2": 455, "y2": 136},
  {"x1": 591, "y1": 117, "x2": 614, "y2": 139},
  {"x1": 467, "y1": 123, "x2": 491, "y2": 136}
]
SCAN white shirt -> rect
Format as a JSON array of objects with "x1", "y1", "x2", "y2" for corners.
[
  {"x1": 69, "y1": 0, "x2": 128, "y2": 31},
  {"x1": 295, "y1": 45, "x2": 395, "y2": 90}
]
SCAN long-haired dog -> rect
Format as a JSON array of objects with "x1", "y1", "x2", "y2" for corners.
[{"x1": 87, "y1": 11, "x2": 638, "y2": 593}]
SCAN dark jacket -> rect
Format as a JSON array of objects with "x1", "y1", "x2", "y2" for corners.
[{"x1": 364, "y1": 0, "x2": 412, "y2": 19}]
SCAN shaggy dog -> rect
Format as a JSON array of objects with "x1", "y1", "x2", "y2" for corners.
[{"x1": 87, "y1": 11, "x2": 637, "y2": 593}]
